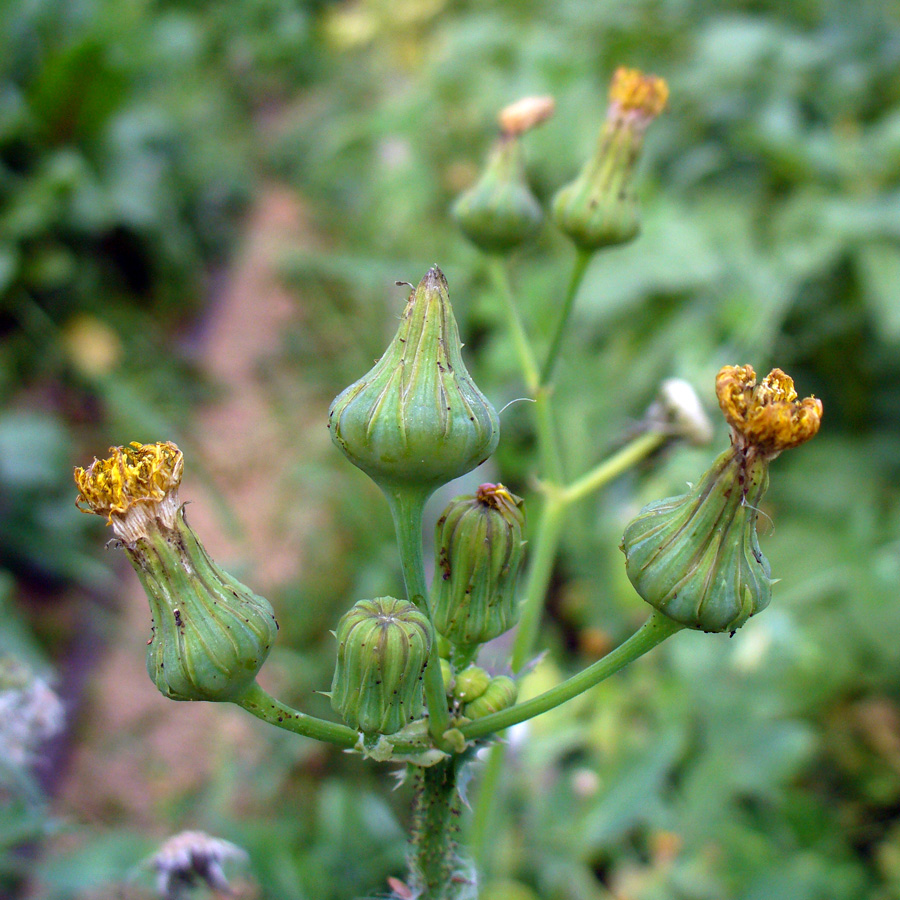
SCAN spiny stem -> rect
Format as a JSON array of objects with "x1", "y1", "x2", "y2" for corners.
[
  {"x1": 385, "y1": 486, "x2": 451, "y2": 746},
  {"x1": 540, "y1": 248, "x2": 592, "y2": 386},
  {"x1": 461, "y1": 612, "x2": 683, "y2": 741},
  {"x1": 233, "y1": 682, "x2": 358, "y2": 748}
]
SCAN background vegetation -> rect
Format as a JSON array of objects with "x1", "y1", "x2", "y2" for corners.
[{"x1": 2, "y1": 0, "x2": 900, "y2": 897}]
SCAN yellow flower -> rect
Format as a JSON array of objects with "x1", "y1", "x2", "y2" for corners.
[
  {"x1": 716, "y1": 365, "x2": 823, "y2": 457},
  {"x1": 608, "y1": 67, "x2": 669, "y2": 119},
  {"x1": 74, "y1": 441, "x2": 183, "y2": 542}
]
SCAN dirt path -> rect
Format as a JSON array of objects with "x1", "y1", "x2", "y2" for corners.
[{"x1": 44, "y1": 185, "x2": 320, "y2": 863}]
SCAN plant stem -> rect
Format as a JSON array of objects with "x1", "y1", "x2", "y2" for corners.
[
  {"x1": 385, "y1": 486, "x2": 451, "y2": 746},
  {"x1": 233, "y1": 682, "x2": 359, "y2": 748},
  {"x1": 461, "y1": 612, "x2": 683, "y2": 741},
  {"x1": 539, "y1": 248, "x2": 592, "y2": 386},
  {"x1": 468, "y1": 740, "x2": 505, "y2": 872},
  {"x1": 488, "y1": 256, "x2": 539, "y2": 393},
  {"x1": 409, "y1": 757, "x2": 464, "y2": 899},
  {"x1": 562, "y1": 430, "x2": 665, "y2": 505}
]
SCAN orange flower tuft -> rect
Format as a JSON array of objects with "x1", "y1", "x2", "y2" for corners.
[{"x1": 608, "y1": 67, "x2": 669, "y2": 118}]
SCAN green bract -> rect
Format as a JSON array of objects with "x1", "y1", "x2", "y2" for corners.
[
  {"x1": 129, "y1": 509, "x2": 279, "y2": 702},
  {"x1": 620, "y1": 447, "x2": 773, "y2": 633},
  {"x1": 328, "y1": 267, "x2": 499, "y2": 495},
  {"x1": 430, "y1": 484, "x2": 526, "y2": 651},
  {"x1": 331, "y1": 597, "x2": 432, "y2": 735}
]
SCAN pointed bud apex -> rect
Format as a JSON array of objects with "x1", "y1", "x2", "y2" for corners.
[
  {"x1": 552, "y1": 67, "x2": 667, "y2": 251},
  {"x1": 621, "y1": 448, "x2": 772, "y2": 633},
  {"x1": 716, "y1": 365, "x2": 822, "y2": 458},
  {"x1": 453, "y1": 137, "x2": 543, "y2": 254},
  {"x1": 464, "y1": 675, "x2": 518, "y2": 719},
  {"x1": 498, "y1": 95, "x2": 556, "y2": 137},
  {"x1": 430, "y1": 483, "x2": 526, "y2": 649},
  {"x1": 75, "y1": 443, "x2": 278, "y2": 701},
  {"x1": 331, "y1": 597, "x2": 432, "y2": 734},
  {"x1": 329, "y1": 268, "x2": 499, "y2": 494},
  {"x1": 453, "y1": 665, "x2": 491, "y2": 703}
]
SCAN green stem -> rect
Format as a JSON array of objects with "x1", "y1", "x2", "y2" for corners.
[
  {"x1": 487, "y1": 256, "x2": 540, "y2": 393},
  {"x1": 510, "y1": 492, "x2": 566, "y2": 672},
  {"x1": 233, "y1": 682, "x2": 358, "y2": 748},
  {"x1": 385, "y1": 486, "x2": 451, "y2": 746},
  {"x1": 563, "y1": 431, "x2": 665, "y2": 505},
  {"x1": 461, "y1": 612, "x2": 683, "y2": 741},
  {"x1": 468, "y1": 740, "x2": 505, "y2": 872},
  {"x1": 409, "y1": 757, "x2": 463, "y2": 899},
  {"x1": 533, "y1": 387, "x2": 564, "y2": 485},
  {"x1": 540, "y1": 248, "x2": 592, "y2": 386}
]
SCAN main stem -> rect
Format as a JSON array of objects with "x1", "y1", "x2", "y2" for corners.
[
  {"x1": 385, "y1": 485, "x2": 451, "y2": 746},
  {"x1": 462, "y1": 611, "x2": 683, "y2": 741},
  {"x1": 409, "y1": 757, "x2": 465, "y2": 899},
  {"x1": 540, "y1": 248, "x2": 592, "y2": 386}
]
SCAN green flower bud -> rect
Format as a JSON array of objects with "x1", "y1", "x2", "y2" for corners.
[
  {"x1": 328, "y1": 267, "x2": 499, "y2": 495},
  {"x1": 430, "y1": 483, "x2": 526, "y2": 649},
  {"x1": 453, "y1": 665, "x2": 490, "y2": 703},
  {"x1": 74, "y1": 443, "x2": 277, "y2": 701},
  {"x1": 621, "y1": 448, "x2": 771, "y2": 633},
  {"x1": 453, "y1": 137, "x2": 542, "y2": 254},
  {"x1": 331, "y1": 597, "x2": 431, "y2": 735},
  {"x1": 552, "y1": 67, "x2": 667, "y2": 251},
  {"x1": 464, "y1": 675, "x2": 518, "y2": 719},
  {"x1": 440, "y1": 658, "x2": 455, "y2": 694},
  {"x1": 621, "y1": 365, "x2": 824, "y2": 633}
]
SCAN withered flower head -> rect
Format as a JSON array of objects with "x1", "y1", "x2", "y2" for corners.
[
  {"x1": 608, "y1": 67, "x2": 669, "y2": 121},
  {"x1": 716, "y1": 365, "x2": 823, "y2": 457},
  {"x1": 152, "y1": 830, "x2": 248, "y2": 900},
  {"x1": 498, "y1": 95, "x2": 556, "y2": 137}
]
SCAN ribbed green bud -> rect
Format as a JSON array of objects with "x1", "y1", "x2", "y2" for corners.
[
  {"x1": 431, "y1": 483, "x2": 526, "y2": 649},
  {"x1": 464, "y1": 675, "x2": 518, "y2": 719},
  {"x1": 620, "y1": 447, "x2": 773, "y2": 633},
  {"x1": 440, "y1": 658, "x2": 455, "y2": 694},
  {"x1": 129, "y1": 509, "x2": 279, "y2": 702},
  {"x1": 453, "y1": 665, "x2": 491, "y2": 703},
  {"x1": 331, "y1": 597, "x2": 431, "y2": 734},
  {"x1": 552, "y1": 68, "x2": 667, "y2": 251},
  {"x1": 453, "y1": 137, "x2": 542, "y2": 254},
  {"x1": 328, "y1": 267, "x2": 499, "y2": 495}
]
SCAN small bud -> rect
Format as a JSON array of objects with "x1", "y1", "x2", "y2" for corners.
[
  {"x1": 464, "y1": 675, "x2": 518, "y2": 719},
  {"x1": 552, "y1": 67, "x2": 667, "y2": 251},
  {"x1": 453, "y1": 665, "x2": 491, "y2": 703},
  {"x1": 74, "y1": 443, "x2": 278, "y2": 701},
  {"x1": 331, "y1": 597, "x2": 432, "y2": 734},
  {"x1": 430, "y1": 483, "x2": 526, "y2": 649},
  {"x1": 440, "y1": 658, "x2": 455, "y2": 694},
  {"x1": 453, "y1": 97, "x2": 553, "y2": 255},
  {"x1": 329, "y1": 267, "x2": 499, "y2": 495},
  {"x1": 621, "y1": 365, "x2": 822, "y2": 633}
]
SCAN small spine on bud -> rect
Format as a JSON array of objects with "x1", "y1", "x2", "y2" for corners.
[
  {"x1": 430, "y1": 483, "x2": 526, "y2": 651},
  {"x1": 552, "y1": 67, "x2": 667, "y2": 251},
  {"x1": 331, "y1": 597, "x2": 432, "y2": 735}
]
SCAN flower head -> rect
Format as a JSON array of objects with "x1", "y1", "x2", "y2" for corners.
[
  {"x1": 151, "y1": 830, "x2": 248, "y2": 900},
  {"x1": 608, "y1": 66, "x2": 669, "y2": 120},
  {"x1": 74, "y1": 441, "x2": 183, "y2": 542},
  {"x1": 498, "y1": 95, "x2": 556, "y2": 137},
  {"x1": 716, "y1": 365, "x2": 823, "y2": 457}
]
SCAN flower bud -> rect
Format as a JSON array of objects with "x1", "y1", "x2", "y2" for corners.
[
  {"x1": 621, "y1": 366, "x2": 823, "y2": 633},
  {"x1": 328, "y1": 267, "x2": 499, "y2": 495},
  {"x1": 453, "y1": 665, "x2": 491, "y2": 703},
  {"x1": 430, "y1": 483, "x2": 526, "y2": 649},
  {"x1": 463, "y1": 675, "x2": 518, "y2": 719},
  {"x1": 74, "y1": 443, "x2": 278, "y2": 701},
  {"x1": 331, "y1": 597, "x2": 432, "y2": 735},
  {"x1": 453, "y1": 138, "x2": 542, "y2": 254},
  {"x1": 552, "y1": 67, "x2": 667, "y2": 251}
]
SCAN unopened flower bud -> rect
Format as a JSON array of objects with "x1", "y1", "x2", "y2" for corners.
[
  {"x1": 553, "y1": 67, "x2": 667, "y2": 251},
  {"x1": 329, "y1": 267, "x2": 499, "y2": 495},
  {"x1": 440, "y1": 658, "x2": 455, "y2": 694},
  {"x1": 453, "y1": 665, "x2": 491, "y2": 703},
  {"x1": 453, "y1": 98, "x2": 553, "y2": 254},
  {"x1": 464, "y1": 675, "x2": 517, "y2": 719},
  {"x1": 74, "y1": 442, "x2": 278, "y2": 701},
  {"x1": 331, "y1": 597, "x2": 431, "y2": 734},
  {"x1": 621, "y1": 366, "x2": 822, "y2": 633},
  {"x1": 430, "y1": 483, "x2": 526, "y2": 650}
]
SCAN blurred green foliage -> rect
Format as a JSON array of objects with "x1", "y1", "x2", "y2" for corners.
[{"x1": 4, "y1": 0, "x2": 900, "y2": 897}]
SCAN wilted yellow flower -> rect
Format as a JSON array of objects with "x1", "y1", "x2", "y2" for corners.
[
  {"x1": 608, "y1": 66, "x2": 669, "y2": 118},
  {"x1": 716, "y1": 365, "x2": 823, "y2": 457}
]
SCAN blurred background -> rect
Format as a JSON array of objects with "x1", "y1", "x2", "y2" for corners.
[{"x1": 2, "y1": 0, "x2": 900, "y2": 897}]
